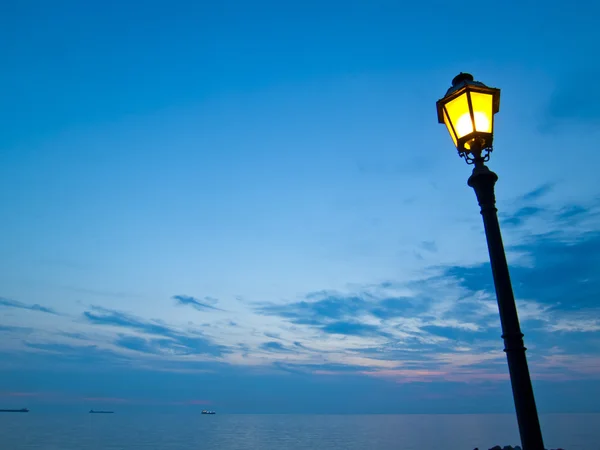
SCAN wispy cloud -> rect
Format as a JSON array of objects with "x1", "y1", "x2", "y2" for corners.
[
  {"x1": 172, "y1": 295, "x2": 224, "y2": 312},
  {"x1": 0, "y1": 391, "x2": 211, "y2": 406},
  {"x1": 557, "y1": 205, "x2": 590, "y2": 221},
  {"x1": 0, "y1": 297, "x2": 58, "y2": 315},
  {"x1": 521, "y1": 183, "x2": 554, "y2": 202},
  {"x1": 84, "y1": 306, "x2": 229, "y2": 357},
  {"x1": 503, "y1": 206, "x2": 545, "y2": 227},
  {"x1": 0, "y1": 391, "x2": 44, "y2": 398},
  {"x1": 546, "y1": 317, "x2": 600, "y2": 333},
  {"x1": 509, "y1": 231, "x2": 600, "y2": 310},
  {"x1": 248, "y1": 200, "x2": 600, "y2": 381},
  {"x1": 84, "y1": 307, "x2": 173, "y2": 335},
  {"x1": 0, "y1": 325, "x2": 34, "y2": 333},
  {"x1": 1, "y1": 198, "x2": 598, "y2": 386},
  {"x1": 20, "y1": 342, "x2": 130, "y2": 369},
  {"x1": 420, "y1": 240, "x2": 438, "y2": 253},
  {"x1": 322, "y1": 321, "x2": 386, "y2": 337},
  {"x1": 260, "y1": 341, "x2": 294, "y2": 353},
  {"x1": 257, "y1": 293, "x2": 428, "y2": 327}
]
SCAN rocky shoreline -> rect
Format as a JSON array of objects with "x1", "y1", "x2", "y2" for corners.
[{"x1": 474, "y1": 446, "x2": 565, "y2": 450}]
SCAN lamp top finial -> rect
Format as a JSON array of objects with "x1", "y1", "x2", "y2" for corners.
[{"x1": 452, "y1": 72, "x2": 474, "y2": 87}]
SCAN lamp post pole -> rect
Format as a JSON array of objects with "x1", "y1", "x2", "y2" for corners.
[
  {"x1": 436, "y1": 73, "x2": 545, "y2": 450},
  {"x1": 468, "y1": 154, "x2": 545, "y2": 450}
]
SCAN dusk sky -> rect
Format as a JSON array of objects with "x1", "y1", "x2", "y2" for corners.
[{"x1": 1, "y1": 0, "x2": 600, "y2": 414}]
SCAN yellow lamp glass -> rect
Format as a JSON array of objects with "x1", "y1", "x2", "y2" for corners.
[
  {"x1": 470, "y1": 92, "x2": 493, "y2": 133},
  {"x1": 443, "y1": 109, "x2": 457, "y2": 146},
  {"x1": 436, "y1": 75, "x2": 500, "y2": 156},
  {"x1": 444, "y1": 92, "x2": 472, "y2": 140}
]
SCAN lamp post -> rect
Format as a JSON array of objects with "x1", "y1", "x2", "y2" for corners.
[{"x1": 436, "y1": 73, "x2": 545, "y2": 450}]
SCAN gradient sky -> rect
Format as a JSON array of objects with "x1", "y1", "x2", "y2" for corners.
[{"x1": 1, "y1": 0, "x2": 600, "y2": 414}]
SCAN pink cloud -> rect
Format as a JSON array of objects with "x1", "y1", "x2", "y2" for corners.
[
  {"x1": 362, "y1": 369, "x2": 448, "y2": 383},
  {"x1": 312, "y1": 370, "x2": 345, "y2": 376},
  {"x1": 360, "y1": 368, "x2": 514, "y2": 384},
  {"x1": 534, "y1": 354, "x2": 600, "y2": 377},
  {"x1": 0, "y1": 392, "x2": 213, "y2": 406},
  {"x1": 0, "y1": 392, "x2": 48, "y2": 398}
]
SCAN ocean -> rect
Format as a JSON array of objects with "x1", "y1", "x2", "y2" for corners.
[{"x1": 1, "y1": 413, "x2": 598, "y2": 449}]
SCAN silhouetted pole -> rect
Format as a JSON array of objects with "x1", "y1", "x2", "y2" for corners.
[{"x1": 468, "y1": 156, "x2": 545, "y2": 450}]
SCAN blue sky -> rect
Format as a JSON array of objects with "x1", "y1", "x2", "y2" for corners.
[{"x1": 1, "y1": 0, "x2": 600, "y2": 413}]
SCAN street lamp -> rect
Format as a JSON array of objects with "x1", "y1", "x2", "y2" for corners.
[{"x1": 436, "y1": 73, "x2": 545, "y2": 450}]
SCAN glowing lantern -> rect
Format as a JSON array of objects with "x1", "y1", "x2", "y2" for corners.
[{"x1": 436, "y1": 73, "x2": 500, "y2": 158}]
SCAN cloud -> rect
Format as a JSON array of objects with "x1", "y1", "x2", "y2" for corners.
[
  {"x1": 249, "y1": 197, "x2": 600, "y2": 382},
  {"x1": 438, "y1": 220, "x2": 600, "y2": 367},
  {"x1": 257, "y1": 295, "x2": 370, "y2": 326},
  {"x1": 84, "y1": 306, "x2": 229, "y2": 357},
  {"x1": 498, "y1": 189, "x2": 600, "y2": 244},
  {"x1": 0, "y1": 297, "x2": 58, "y2": 315},
  {"x1": 371, "y1": 296, "x2": 431, "y2": 320},
  {"x1": 495, "y1": 183, "x2": 558, "y2": 227},
  {"x1": 2, "y1": 197, "x2": 597, "y2": 388},
  {"x1": 272, "y1": 361, "x2": 369, "y2": 375},
  {"x1": 257, "y1": 293, "x2": 429, "y2": 326},
  {"x1": 0, "y1": 392, "x2": 43, "y2": 397},
  {"x1": 509, "y1": 231, "x2": 600, "y2": 310},
  {"x1": 59, "y1": 332, "x2": 90, "y2": 340},
  {"x1": 321, "y1": 321, "x2": 385, "y2": 337},
  {"x1": 172, "y1": 295, "x2": 224, "y2": 312},
  {"x1": 443, "y1": 232, "x2": 600, "y2": 315},
  {"x1": 114, "y1": 336, "x2": 162, "y2": 354},
  {"x1": 22, "y1": 342, "x2": 129, "y2": 367},
  {"x1": 547, "y1": 318, "x2": 600, "y2": 333},
  {"x1": 521, "y1": 183, "x2": 554, "y2": 202},
  {"x1": 420, "y1": 240, "x2": 438, "y2": 253},
  {"x1": 260, "y1": 341, "x2": 293, "y2": 353},
  {"x1": 84, "y1": 307, "x2": 173, "y2": 335},
  {"x1": 259, "y1": 286, "x2": 486, "y2": 346},
  {"x1": 503, "y1": 206, "x2": 545, "y2": 227},
  {"x1": 256, "y1": 284, "x2": 500, "y2": 377},
  {"x1": 557, "y1": 205, "x2": 589, "y2": 221},
  {"x1": 0, "y1": 325, "x2": 34, "y2": 333}
]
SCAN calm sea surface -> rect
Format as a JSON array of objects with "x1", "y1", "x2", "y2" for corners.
[{"x1": 1, "y1": 413, "x2": 598, "y2": 450}]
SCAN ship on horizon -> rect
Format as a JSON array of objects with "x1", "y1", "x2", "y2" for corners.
[
  {"x1": 0, "y1": 408, "x2": 29, "y2": 413},
  {"x1": 89, "y1": 410, "x2": 114, "y2": 414},
  {"x1": 201, "y1": 410, "x2": 216, "y2": 415}
]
